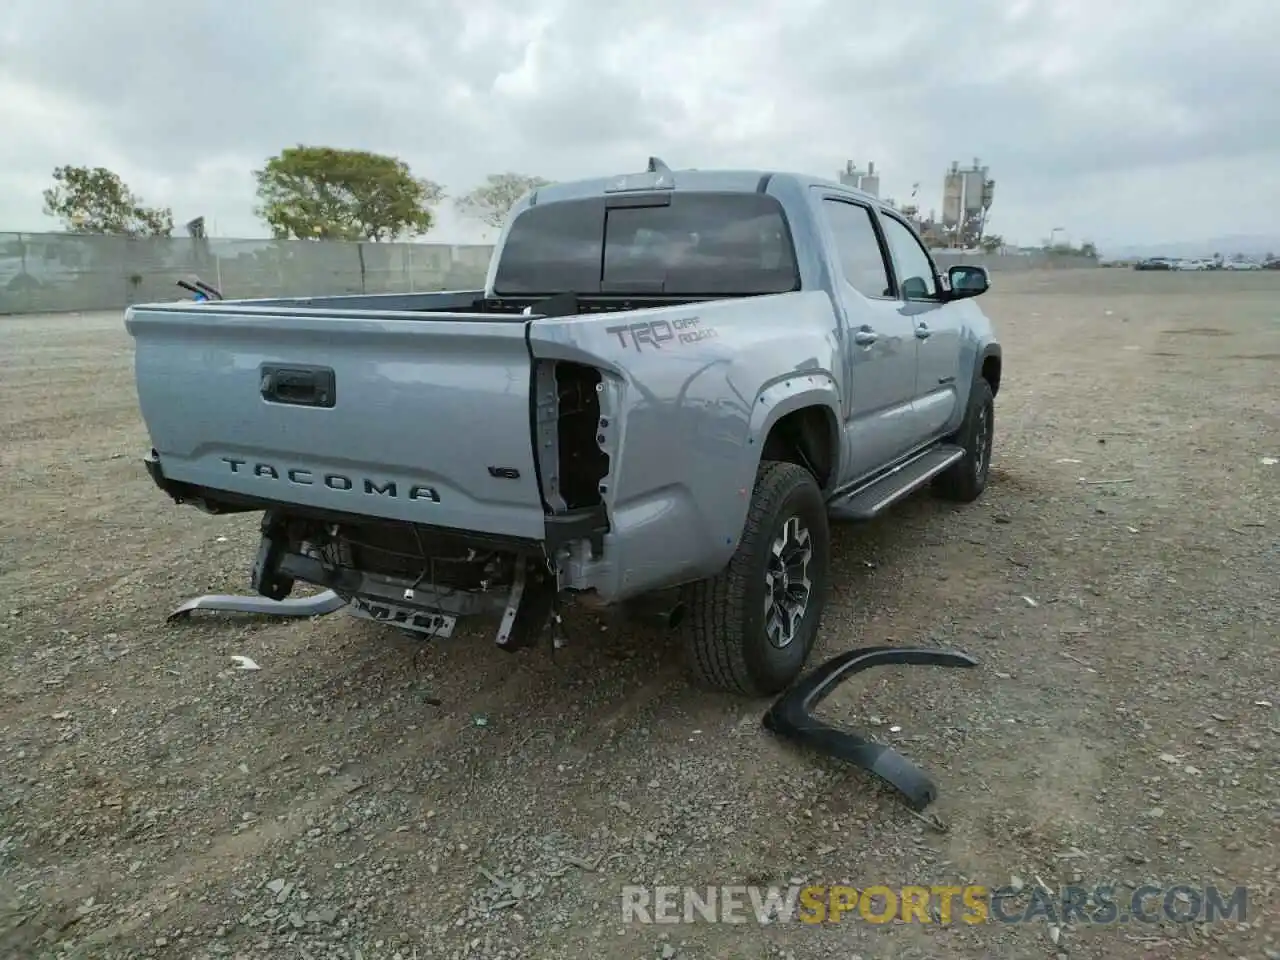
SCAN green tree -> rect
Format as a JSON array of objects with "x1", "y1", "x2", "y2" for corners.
[
  {"x1": 253, "y1": 146, "x2": 443, "y2": 241},
  {"x1": 42, "y1": 165, "x2": 174, "y2": 236},
  {"x1": 979, "y1": 234, "x2": 1004, "y2": 253},
  {"x1": 455, "y1": 173, "x2": 553, "y2": 229}
]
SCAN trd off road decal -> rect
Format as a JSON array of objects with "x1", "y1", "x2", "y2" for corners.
[{"x1": 605, "y1": 317, "x2": 719, "y2": 352}]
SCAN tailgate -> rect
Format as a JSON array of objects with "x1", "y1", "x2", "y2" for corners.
[{"x1": 126, "y1": 306, "x2": 547, "y2": 540}]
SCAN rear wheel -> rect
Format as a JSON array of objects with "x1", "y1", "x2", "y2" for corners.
[
  {"x1": 681, "y1": 461, "x2": 830, "y2": 697},
  {"x1": 934, "y1": 375, "x2": 995, "y2": 502}
]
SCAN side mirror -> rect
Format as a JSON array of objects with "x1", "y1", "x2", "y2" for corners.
[
  {"x1": 946, "y1": 265, "x2": 989, "y2": 300},
  {"x1": 901, "y1": 275, "x2": 931, "y2": 300}
]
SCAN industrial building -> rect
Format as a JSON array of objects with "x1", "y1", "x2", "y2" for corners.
[
  {"x1": 941, "y1": 158, "x2": 995, "y2": 248},
  {"x1": 836, "y1": 158, "x2": 996, "y2": 250}
]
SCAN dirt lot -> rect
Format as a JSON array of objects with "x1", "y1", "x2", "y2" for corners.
[{"x1": 1, "y1": 269, "x2": 1277, "y2": 960}]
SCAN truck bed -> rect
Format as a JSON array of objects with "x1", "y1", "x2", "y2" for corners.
[{"x1": 127, "y1": 287, "x2": 724, "y2": 546}]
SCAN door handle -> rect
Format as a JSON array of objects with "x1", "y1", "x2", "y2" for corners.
[
  {"x1": 853, "y1": 328, "x2": 878, "y2": 346},
  {"x1": 260, "y1": 364, "x2": 336, "y2": 408},
  {"x1": 914, "y1": 323, "x2": 932, "y2": 339}
]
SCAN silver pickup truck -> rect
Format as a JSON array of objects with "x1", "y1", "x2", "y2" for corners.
[{"x1": 127, "y1": 159, "x2": 1002, "y2": 698}]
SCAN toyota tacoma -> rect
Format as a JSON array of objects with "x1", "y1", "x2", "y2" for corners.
[{"x1": 127, "y1": 158, "x2": 1002, "y2": 697}]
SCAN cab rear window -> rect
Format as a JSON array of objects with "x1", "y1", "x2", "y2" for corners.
[{"x1": 493, "y1": 191, "x2": 799, "y2": 297}]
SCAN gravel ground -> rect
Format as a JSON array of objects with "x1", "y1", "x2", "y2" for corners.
[{"x1": 1, "y1": 268, "x2": 1277, "y2": 960}]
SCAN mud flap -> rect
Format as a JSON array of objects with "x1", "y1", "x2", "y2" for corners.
[{"x1": 762, "y1": 645, "x2": 979, "y2": 811}]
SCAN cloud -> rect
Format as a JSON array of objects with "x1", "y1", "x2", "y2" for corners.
[{"x1": 1, "y1": 0, "x2": 1277, "y2": 247}]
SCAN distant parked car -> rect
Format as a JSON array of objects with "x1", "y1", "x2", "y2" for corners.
[
  {"x1": 1134, "y1": 257, "x2": 1173, "y2": 271},
  {"x1": 1222, "y1": 259, "x2": 1261, "y2": 271}
]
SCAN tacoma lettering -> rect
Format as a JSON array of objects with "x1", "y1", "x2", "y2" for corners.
[{"x1": 220, "y1": 457, "x2": 437, "y2": 502}]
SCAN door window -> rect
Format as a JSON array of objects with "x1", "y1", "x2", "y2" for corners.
[
  {"x1": 879, "y1": 215, "x2": 939, "y2": 300},
  {"x1": 820, "y1": 199, "x2": 892, "y2": 299}
]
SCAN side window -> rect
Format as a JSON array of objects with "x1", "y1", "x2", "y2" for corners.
[
  {"x1": 821, "y1": 199, "x2": 892, "y2": 299},
  {"x1": 879, "y1": 215, "x2": 938, "y2": 300}
]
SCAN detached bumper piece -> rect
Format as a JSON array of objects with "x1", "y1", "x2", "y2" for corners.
[
  {"x1": 762, "y1": 645, "x2": 979, "y2": 811},
  {"x1": 168, "y1": 589, "x2": 346, "y2": 622}
]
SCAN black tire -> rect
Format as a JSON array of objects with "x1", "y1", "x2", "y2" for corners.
[
  {"x1": 681, "y1": 461, "x2": 830, "y2": 697},
  {"x1": 934, "y1": 375, "x2": 995, "y2": 502}
]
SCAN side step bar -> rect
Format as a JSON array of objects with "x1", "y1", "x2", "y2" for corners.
[{"x1": 828, "y1": 444, "x2": 965, "y2": 521}]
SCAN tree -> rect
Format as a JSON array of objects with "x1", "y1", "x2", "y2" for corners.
[
  {"x1": 253, "y1": 146, "x2": 443, "y2": 241},
  {"x1": 1079, "y1": 241, "x2": 1097, "y2": 259},
  {"x1": 42, "y1": 165, "x2": 174, "y2": 236},
  {"x1": 979, "y1": 234, "x2": 1004, "y2": 254},
  {"x1": 455, "y1": 173, "x2": 553, "y2": 229}
]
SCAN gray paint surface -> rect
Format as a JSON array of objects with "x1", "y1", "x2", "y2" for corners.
[
  {"x1": 125, "y1": 168, "x2": 1002, "y2": 602},
  {"x1": 1, "y1": 229, "x2": 1093, "y2": 315}
]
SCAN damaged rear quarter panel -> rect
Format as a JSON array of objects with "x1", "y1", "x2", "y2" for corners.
[{"x1": 527, "y1": 289, "x2": 842, "y2": 600}]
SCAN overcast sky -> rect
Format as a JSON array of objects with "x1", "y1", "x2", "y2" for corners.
[{"x1": 2, "y1": 0, "x2": 1277, "y2": 249}]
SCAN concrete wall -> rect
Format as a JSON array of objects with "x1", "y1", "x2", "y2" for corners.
[
  {"x1": 0, "y1": 231, "x2": 1096, "y2": 314},
  {"x1": 0, "y1": 232, "x2": 495, "y2": 315}
]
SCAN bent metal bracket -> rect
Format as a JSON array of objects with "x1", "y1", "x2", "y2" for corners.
[{"x1": 762, "y1": 645, "x2": 979, "y2": 812}]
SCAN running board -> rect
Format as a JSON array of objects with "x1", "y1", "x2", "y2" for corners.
[{"x1": 828, "y1": 444, "x2": 965, "y2": 521}]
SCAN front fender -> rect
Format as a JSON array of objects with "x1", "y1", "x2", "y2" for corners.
[
  {"x1": 942, "y1": 337, "x2": 1001, "y2": 437},
  {"x1": 974, "y1": 340, "x2": 1002, "y2": 395}
]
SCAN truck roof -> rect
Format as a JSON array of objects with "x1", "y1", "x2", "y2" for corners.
[{"x1": 527, "y1": 166, "x2": 885, "y2": 210}]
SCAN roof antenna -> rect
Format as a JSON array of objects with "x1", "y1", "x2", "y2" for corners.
[{"x1": 647, "y1": 156, "x2": 671, "y2": 174}]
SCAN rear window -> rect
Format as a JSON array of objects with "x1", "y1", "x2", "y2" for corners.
[{"x1": 492, "y1": 191, "x2": 799, "y2": 297}]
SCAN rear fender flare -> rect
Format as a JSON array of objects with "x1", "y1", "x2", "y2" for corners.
[
  {"x1": 714, "y1": 375, "x2": 840, "y2": 555},
  {"x1": 747, "y1": 374, "x2": 841, "y2": 467}
]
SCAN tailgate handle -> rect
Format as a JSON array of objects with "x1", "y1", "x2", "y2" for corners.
[{"x1": 260, "y1": 364, "x2": 336, "y2": 408}]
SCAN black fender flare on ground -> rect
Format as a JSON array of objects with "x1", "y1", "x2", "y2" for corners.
[{"x1": 762, "y1": 645, "x2": 979, "y2": 811}]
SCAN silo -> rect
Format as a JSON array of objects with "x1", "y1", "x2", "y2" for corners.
[
  {"x1": 942, "y1": 161, "x2": 963, "y2": 228},
  {"x1": 962, "y1": 158, "x2": 986, "y2": 221},
  {"x1": 851, "y1": 161, "x2": 877, "y2": 198},
  {"x1": 839, "y1": 160, "x2": 866, "y2": 190}
]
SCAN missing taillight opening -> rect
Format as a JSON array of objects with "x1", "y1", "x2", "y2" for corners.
[{"x1": 555, "y1": 362, "x2": 610, "y2": 509}]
